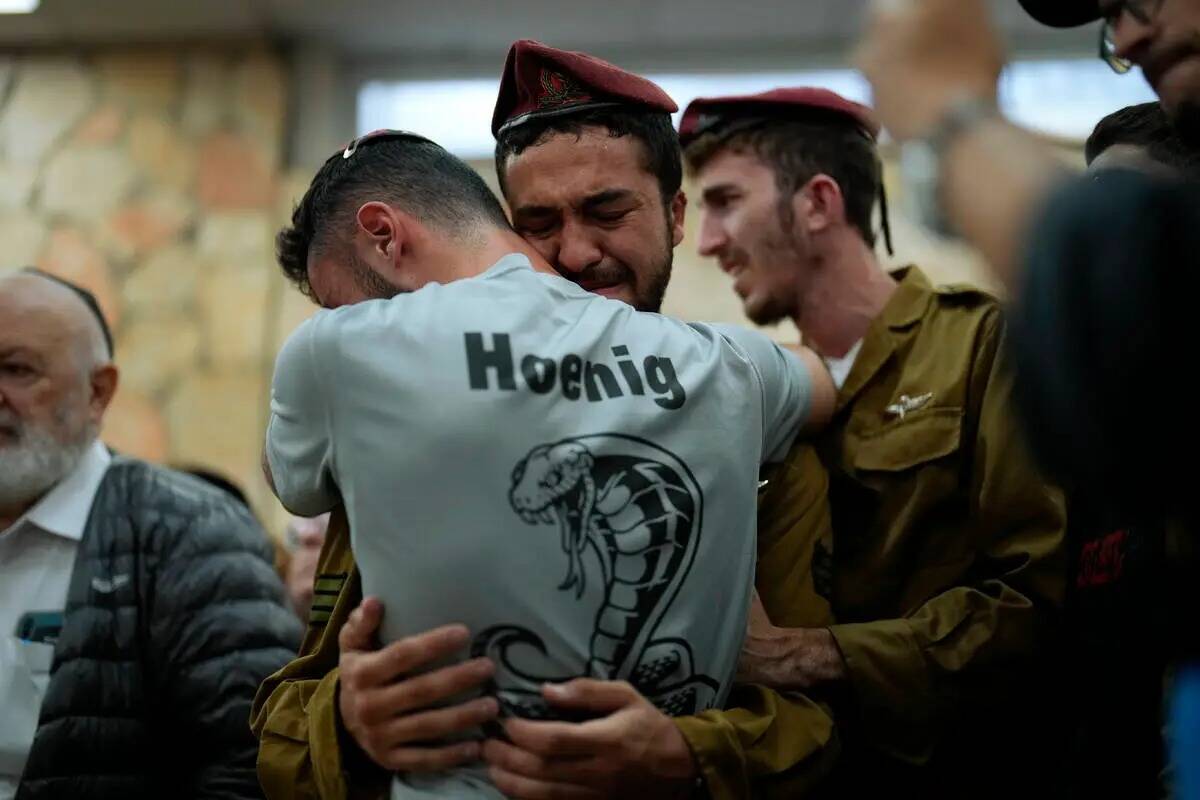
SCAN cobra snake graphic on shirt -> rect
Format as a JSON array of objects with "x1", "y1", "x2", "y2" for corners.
[{"x1": 472, "y1": 434, "x2": 719, "y2": 719}]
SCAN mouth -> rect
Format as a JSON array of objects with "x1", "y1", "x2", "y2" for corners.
[
  {"x1": 515, "y1": 499, "x2": 554, "y2": 525},
  {"x1": 721, "y1": 263, "x2": 752, "y2": 298},
  {"x1": 720, "y1": 255, "x2": 752, "y2": 281},
  {"x1": 577, "y1": 280, "x2": 626, "y2": 299},
  {"x1": 561, "y1": 482, "x2": 586, "y2": 527}
]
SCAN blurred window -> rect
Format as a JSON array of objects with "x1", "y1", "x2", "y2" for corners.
[{"x1": 358, "y1": 59, "x2": 1156, "y2": 159}]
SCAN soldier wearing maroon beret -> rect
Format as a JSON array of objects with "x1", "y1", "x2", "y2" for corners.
[
  {"x1": 679, "y1": 86, "x2": 881, "y2": 143},
  {"x1": 484, "y1": 44, "x2": 845, "y2": 800},
  {"x1": 681, "y1": 87, "x2": 1068, "y2": 798},
  {"x1": 490, "y1": 39, "x2": 684, "y2": 313},
  {"x1": 490, "y1": 40, "x2": 678, "y2": 138}
]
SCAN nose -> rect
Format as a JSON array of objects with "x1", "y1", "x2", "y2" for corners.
[
  {"x1": 697, "y1": 210, "x2": 728, "y2": 260},
  {"x1": 554, "y1": 218, "x2": 604, "y2": 275},
  {"x1": 1111, "y1": 8, "x2": 1157, "y2": 63}
]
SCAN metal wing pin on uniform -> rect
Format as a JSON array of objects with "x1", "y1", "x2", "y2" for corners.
[{"x1": 885, "y1": 392, "x2": 933, "y2": 420}]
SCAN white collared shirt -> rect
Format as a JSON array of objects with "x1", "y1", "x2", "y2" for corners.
[
  {"x1": 0, "y1": 440, "x2": 112, "y2": 638},
  {"x1": 0, "y1": 440, "x2": 110, "y2": 795},
  {"x1": 824, "y1": 339, "x2": 863, "y2": 391}
]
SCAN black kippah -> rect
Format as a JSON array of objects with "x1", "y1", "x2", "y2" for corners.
[{"x1": 20, "y1": 267, "x2": 115, "y2": 358}]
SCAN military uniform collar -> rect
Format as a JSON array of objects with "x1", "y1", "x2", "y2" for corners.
[
  {"x1": 837, "y1": 265, "x2": 932, "y2": 411},
  {"x1": 879, "y1": 266, "x2": 934, "y2": 331}
]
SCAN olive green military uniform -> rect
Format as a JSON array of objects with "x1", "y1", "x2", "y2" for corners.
[
  {"x1": 814, "y1": 267, "x2": 1067, "y2": 795},
  {"x1": 251, "y1": 445, "x2": 841, "y2": 800}
]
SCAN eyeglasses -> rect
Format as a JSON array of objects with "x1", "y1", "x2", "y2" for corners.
[{"x1": 1100, "y1": 0, "x2": 1167, "y2": 74}]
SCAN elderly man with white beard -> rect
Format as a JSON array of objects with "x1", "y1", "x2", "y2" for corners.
[{"x1": 0, "y1": 269, "x2": 300, "y2": 800}]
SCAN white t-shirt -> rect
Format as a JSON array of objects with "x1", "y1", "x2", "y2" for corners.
[
  {"x1": 824, "y1": 339, "x2": 863, "y2": 391},
  {"x1": 267, "y1": 254, "x2": 813, "y2": 798}
]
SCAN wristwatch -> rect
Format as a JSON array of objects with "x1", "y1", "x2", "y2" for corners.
[{"x1": 899, "y1": 95, "x2": 998, "y2": 238}]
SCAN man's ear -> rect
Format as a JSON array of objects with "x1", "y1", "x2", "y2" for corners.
[
  {"x1": 792, "y1": 174, "x2": 845, "y2": 236},
  {"x1": 669, "y1": 190, "x2": 687, "y2": 248},
  {"x1": 89, "y1": 364, "x2": 118, "y2": 427},
  {"x1": 355, "y1": 201, "x2": 406, "y2": 266}
]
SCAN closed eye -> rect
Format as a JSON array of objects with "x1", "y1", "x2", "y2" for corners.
[
  {"x1": 514, "y1": 214, "x2": 559, "y2": 237},
  {"x1": 591, "y1": 209, "x2": 631, "y2": 223},
  {"x1": 0, "y1": 363, "x2": 35, "y2": 379}
]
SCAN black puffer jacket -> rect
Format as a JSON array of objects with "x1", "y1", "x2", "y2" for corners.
[{"x1": 17, "y1": 458, "x2": 302, "y2": 800}]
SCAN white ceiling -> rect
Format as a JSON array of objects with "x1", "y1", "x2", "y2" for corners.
[{"x1": 3, "y1": 0, "x2": 1098, "y2": 72}]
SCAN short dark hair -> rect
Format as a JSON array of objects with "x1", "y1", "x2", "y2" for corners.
[
  {"x1": 1086, "y1": 102, "x2": 1200, "y2": 175},
  {"x1": 494, "y1": 107, "x2": 683, "y2": 205},
  {"x1": 683, "y1": 113, "x2": 882, "y2": 247},
  {"x1": 278, "y1": 136, "x2": 511, "y2": 302}
]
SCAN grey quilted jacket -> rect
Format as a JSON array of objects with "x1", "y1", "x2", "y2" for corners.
[{"x1": 16, "y1": 457, "x2": 302, "y2": 799}]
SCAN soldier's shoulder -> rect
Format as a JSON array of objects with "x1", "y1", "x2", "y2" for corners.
[
  {"x1": 925, "y1": 280, "x2": 1005, "y2": 335},
  {"x1": 892, "y1": 266, "x2": 1001, "y2": 316},
  {"x1": 903, "y1": 276, "x2": 1006, "y2": 359},
  {"x1": 930, "y1": 280, "x2": 1001, "y2": 308}
]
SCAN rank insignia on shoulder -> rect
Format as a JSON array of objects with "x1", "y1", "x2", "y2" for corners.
[{"x1": 309, "y1": 572, "x2": 348, "y2": 626}]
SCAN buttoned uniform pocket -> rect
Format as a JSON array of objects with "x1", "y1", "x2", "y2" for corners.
[
  {"x1": 852, "y1": 407, "x2": 964, "y2": 473},
  {"x1": 837, "y1": 406, "x2": 971, "y2": 611}
]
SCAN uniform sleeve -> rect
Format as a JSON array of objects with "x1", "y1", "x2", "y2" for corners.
[
  {"x1": 1011, "y1": 169, "x2": 1197, "y2": 517},
  {"x1": 267, "y1": 316, "x2": 339, "y2": 517},
  {"x1": 251, "y1": 509, "x2": 391, "y2": 800},
  {"x1": 674, "y1": 444, "x2": 839, "y2": 798},
  {"x1": 675, "y1": 686, "x2": 838, "y2": 800},
  {"x1": 829, "y1": 312, "x2": 1067, "y2": 762},
  {"x1": 710, "y1": 324, "x2": 812, "y2": 463}
]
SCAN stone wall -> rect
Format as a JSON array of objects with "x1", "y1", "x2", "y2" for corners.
[{"x1": 0, "y1": 48, "x2": 315, "y2": 530}]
